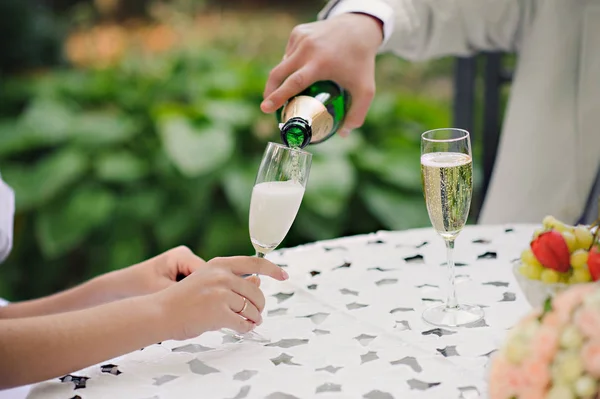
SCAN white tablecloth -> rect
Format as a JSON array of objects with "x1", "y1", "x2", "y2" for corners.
[{"x1": 27, "y1": 224, "x2": 538, "y2": 399}]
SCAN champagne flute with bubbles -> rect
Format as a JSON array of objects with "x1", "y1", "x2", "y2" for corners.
[
  {"x1": 222, "y1": 142, "x2": 311, "y2": 342},
  {"x1": 420, "y1": 128, "x2": 484, "y2": 327}
]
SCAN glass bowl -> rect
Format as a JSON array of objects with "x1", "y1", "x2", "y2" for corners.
[{"x1": 511, "y1": 261, "x2": 573, "y2": 309}]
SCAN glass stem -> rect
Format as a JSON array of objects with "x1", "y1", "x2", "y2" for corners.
[{"x1": 445, "y1": 239, "x2": 458, "y2": 309}]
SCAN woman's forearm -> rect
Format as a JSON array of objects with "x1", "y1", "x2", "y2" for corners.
[
  {"x1": 0, "y1": 295, "x2": 169, "y2": 389},
  {"x1": 0, "y1": 273, "x2": 125, "y2": 319}
]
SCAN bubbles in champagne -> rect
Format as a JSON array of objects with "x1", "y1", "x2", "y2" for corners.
[
  {"x1": 289, "y1": 149, "x2": 301, "y2": 183},
  {"x1": 421, "y1": 152, "x2": 473, "y2": 240}
]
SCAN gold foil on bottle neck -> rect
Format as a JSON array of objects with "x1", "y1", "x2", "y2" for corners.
[{"x1": 281, "y1": 95, "x2": 334, "y2": 143}]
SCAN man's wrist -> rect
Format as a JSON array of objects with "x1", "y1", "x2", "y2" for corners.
[{"x1": 322, "y1": 0, "x2": 395, "y2": 49}]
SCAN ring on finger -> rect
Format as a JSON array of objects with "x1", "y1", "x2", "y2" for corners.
[{"x1": 237, "y1": 296, "x2": 248, "y2": 315}]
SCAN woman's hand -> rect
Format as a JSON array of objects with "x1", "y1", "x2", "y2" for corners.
[
  {"x1": 101, "y1": 246, "x2": 207, "y2": 300},
  {"x1": 154, "y1": 256, "x2": 288, "y2": 340}
]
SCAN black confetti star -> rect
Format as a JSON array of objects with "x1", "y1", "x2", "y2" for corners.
[
  {"x1": 477, "y1": 251, "x2": 497, "y2": 260},
  {"x1": 437, "y1": 345, "x2": 459, "y2": 357},
  {"x1": 323, "y1": 246, "x2": 347, "y2": 251},
  {"x1": 100, "y1": 364, "x2": 122, "y2": 376},
  {"x1": 59, "y1": 375, "x2": 89, "y2": 390},
  {"x1": 407, "y1": 379, "x2": 441, "y2": 390},
  {"x1": 391, "y1": 356, "x2": 422, "y2": 372},
  {"x1": 505, "y1": 228, "x2": 514, "y2": 233},
  {"x1": 483, "y1": 281, "x2": 509, "y2": 287},
  {"x1": 309, "y1": 270, "x2": 321, "y2": 277},
  {"x1": 272, "y1": 292, "x2": 294, "y2": 303},
  {"x1": 368, "y1": 266, "x2": 395, "y2": 272},
  {"x1": 472, "y1": 238, "x2": 491, "y2": 244},
  {"x1": 333, "y1": 261, "x2": 352, "y2": 270},
  {"x1": 340, "y1": 288, "x2": 358, "y2": 296},
  {"x1": 422, "y1": 328, "x2": 456, "y2": 337},
  {"x1": 307, "y1": 284, "x2": 317, "y2": 290},
  {"x1": 404, "y1": 254, "x2": 424, "y2": 264},
  {"x1": 367, "y1": 240, "x2": 386, "y2": 245},
  {"x1": 440, "y1": 261, "x2": 468, "y2": 267},
  {"x1": 500, "y1": 292, "x2": 516, "y2": 302},
  {"x1": 271, "y1": 353, "x2": 300, "y2": 366}
]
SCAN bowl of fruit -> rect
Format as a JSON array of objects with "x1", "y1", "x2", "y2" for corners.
[{"x1": 513, "y1": 215, "x2": 599, "y2": 309}]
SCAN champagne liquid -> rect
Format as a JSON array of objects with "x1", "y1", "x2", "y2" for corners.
[
  {"x1": 249, "y1": 180, "x2": 305, "y2": 254},
  {"x1": 289, "y1": 150, "x2": 301, "y2": 183},
  {"x1": 421, "y1": 152, "x2": 473, "y2": 240}
]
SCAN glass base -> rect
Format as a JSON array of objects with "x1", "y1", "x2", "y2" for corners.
[
  {"x1": 221, "y1": 328, "x2": 270, "y2": 343},
  {"x1": 422, "y1": 304, "x2": 484, "y2": 328}
]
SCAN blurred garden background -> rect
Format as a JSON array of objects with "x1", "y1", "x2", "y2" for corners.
[{"x1": 0, "y1": 0, "x2": 488, "y2": 300}]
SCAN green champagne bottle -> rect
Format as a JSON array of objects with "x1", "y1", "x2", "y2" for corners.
[{"x1": 277, "y1": 81, "x2": 350, "y2": 149}]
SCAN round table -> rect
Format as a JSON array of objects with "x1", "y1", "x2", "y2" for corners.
[{"x1": 28, "y1": 224, "x2": 538, "y2": 399}]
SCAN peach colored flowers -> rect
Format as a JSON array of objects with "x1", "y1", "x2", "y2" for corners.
[{"x1": 489, "y1": 283, "x2": 600, "y2": 399}]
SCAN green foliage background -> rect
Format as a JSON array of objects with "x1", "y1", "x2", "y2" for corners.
[{"x1": 0, "y1": 2, "x2": 474, "y2": 301}]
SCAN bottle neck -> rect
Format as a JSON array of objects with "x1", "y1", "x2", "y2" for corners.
[{"x1": 281, "y1": 117, "x2": 312, "y2": 149}]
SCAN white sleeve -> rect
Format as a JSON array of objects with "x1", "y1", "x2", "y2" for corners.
[
  {"x1": 318, "y1": 0, "x2": 396, "y2": 49},
  {"x1": 319, "y1": 0, "x2": 539, "y2": 61},
  {"x1": 0, "y1": 173, "x2": 14, "y2": 263}
]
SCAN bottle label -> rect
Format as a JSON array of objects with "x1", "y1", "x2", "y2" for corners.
[{"x1": 281, "y1": 95, "x2": 334, "y2": 143}]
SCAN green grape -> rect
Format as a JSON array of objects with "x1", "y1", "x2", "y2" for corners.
[
  {"x1": 521, "y1": 249, "x2": 542, "y2": 268},
  {"x1": 574, "y1": 375, "x2": 597, "y2": 397},
  {"x1": 533, "y1": 228, "x2": 545, "y2": 239},
  {"x1": 541, "y1": 269, "x2": 560, "y2": 283},
  {"x1": 560, "y1": 325, "x2": 584, "y2": 349},
  {"x1": 571, "y1": 249, "x2": 589, "y2": 269},
  {"x1": 546, "y1": 385, "x2": 575, "y2": 399},
  {"x1": 557, "y1": 352, "x2": 584, "y2": 383},
  {"x1": 505, "y1": 338, "x2": 528, "y2": 364},
  {"x1": 574, "y1": 225, "x2": 594, "y2": 249},
  {"x1": 562, "y1": 231, "x2": 578, "y2": 253},
  {"x1": 527, "y1": 262, "x2": 543, "y2": 280},
  {"x1": 543, "y1": 215, "x2": 558, "y2": 228},
  {"x1": 573, "y1": 268, "x2": 592, "y2": 283}
]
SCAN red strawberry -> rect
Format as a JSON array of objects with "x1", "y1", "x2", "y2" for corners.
[
  {"x1": 588, "y1": 245, "x2": 600, "y2": 281},
  {"x1": 530, "y1": 230, "x2": 570, "y2": 273}
]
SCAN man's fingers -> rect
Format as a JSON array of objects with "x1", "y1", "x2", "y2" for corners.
[
  {"x1": 263, "y1": 53, "x2": 301, "y2": 101},
  {"x1": 339, "y1": 82, "x2": 375, "y2": 136},
  {"x1": 261, "y1": 67, "x2": 316, "y2": 114},
  {"x1": 215, "y1": 256, "x2": 288, "y2": 281}
]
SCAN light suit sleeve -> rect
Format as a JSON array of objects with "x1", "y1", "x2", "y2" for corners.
[
  {"x1": 0, "y1": 172, "x2": 15, "y2": 263},
  {"x1": 319, "y1": 0, "x2": 540, "y2": 61}
]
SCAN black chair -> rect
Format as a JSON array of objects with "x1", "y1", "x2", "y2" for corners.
[{"x1": 453, "y1": 53, "x2": 598, "y2": 224}]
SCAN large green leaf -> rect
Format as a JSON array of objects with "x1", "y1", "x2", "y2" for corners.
[
  {"x1": 360, "y1": 183, "x2": 429, "y2": 231},
  {"x1": 95, "y1": 151, "x2": 148, "y2": 183},
  {"x1": 69, "y1": 111, "x2": 139, "y2": 146},
  {"x1": 197, "y1": 212, "x2": 253, "y2": 259},
  {"x1": 35, "y1": 185, "x2": 116, "y2": 259},
  {"x1": 1, "y1": 148, "x2": 88, "y2": 211},
  {"x1": 157, "y1": 115, "x2": 234, "y2": 177},
  {"x1": 204, "y1": 99, "x2": 257, "y2": 129},
  {"x1": 293, "y1": 208, "x2": 342, "y2": 242},
  {"x1": 20, "y1": 98, "x2": 74, "y2": 143},
  {"x1": 303, "y1": 155, "x2": 355, "y2": 219},
  {"x1": 115, "y1": 188, "x2": 166, "y2": 223},
  {"x1": 154, "y1": 177, "x2": 215, "y2": 250},
  {"x1": 355, "y1": 145, "x2": 423, "y2": 193}
]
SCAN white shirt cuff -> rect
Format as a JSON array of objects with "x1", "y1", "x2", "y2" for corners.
[{"x1": 325, "y1": 0, "x2": 395, "y2": 50}]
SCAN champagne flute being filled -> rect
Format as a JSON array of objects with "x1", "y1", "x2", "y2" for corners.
[{"x1": 222, "y1": 142, "x2": 311, "y2": 342}]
